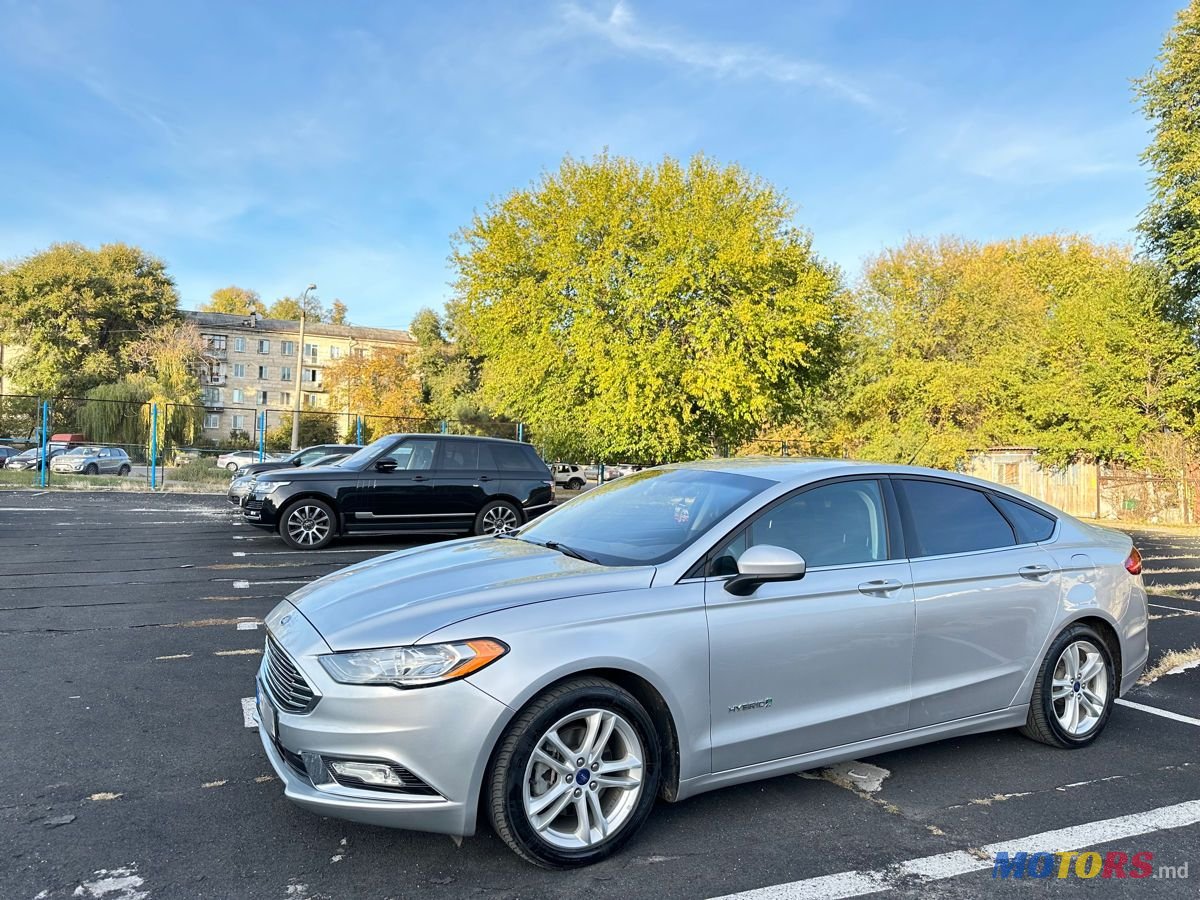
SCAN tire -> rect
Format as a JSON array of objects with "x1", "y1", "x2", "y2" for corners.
[
  {"x1": 85, "y1": 464, "x2": 99, "y2": 475},
  {"x1": 118, "y1": 464, "x2": 131, "y2": 476},
  {"x1": 487, "y1": 677, "x2": 661, "y2": 868},
  {"x1": 567, "y1": 479, "x2": 585, "y2": 491},
  {"x1": 278, "y1": 498, "x2": 337, "y2": 550},
  {"x1": 475, "y1": 499, "x2": 523, "y2": 535},
  {"x1": 226, "y1": 462, "x2": 239, "y2": 472},
  {"x1": 1019, "y1": 623, "x2": 1116, "y2": 748}
]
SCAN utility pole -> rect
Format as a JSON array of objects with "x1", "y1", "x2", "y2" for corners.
[{"x1": 290, "y1": 283, "x2": 316, "y2": 451}]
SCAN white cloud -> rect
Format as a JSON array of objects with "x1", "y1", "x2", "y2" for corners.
[{"x1": 559, "y1": 1, "x2": 875, "y2": 108}]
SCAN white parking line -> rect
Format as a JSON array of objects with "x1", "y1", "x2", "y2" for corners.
[
  {"x1": 1115, "y1": 698, "x2": 1200, "y2": 727},
  {"x1": 709, "y1": 799, "x2": 1200, "y2": 899},
  {"x1": 240, "y1": 697, "x2": 258, "y2": 728}
]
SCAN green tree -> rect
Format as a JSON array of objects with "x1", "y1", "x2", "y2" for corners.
[
  {"x1": 76, "y1": 377, "x2": 153, "y2": 451},
  {"x1": 267, "y1": 294, "x2": 325, "y2": 321},
  {"x1": 325, "y1": 346, "x2": 425, "y2": 439},
  {"x1": 829, "y1": 235, "x2": 1200, "y2": 468},
  {"x1": 0, "y1": 243, "x2": 180, "y2": 397},
  {"x1": 201, "y1": 286, "x2": 265, "y2": 316},
  {"x1": 264, "y1": 413, "x2": 338, "y2": 451},
  {"x1": 409, "y1": 307, "x2": 482, "y2": 421},
  {"x1": 1137, "y1": 0, "x2": 1200, "y2": 307},
  {"x1": 451, "y1": 153, "x2": 844, "y2": 462},
  {"x1": 123, "y1": 321, "x2": 206, "y2": 448},
  {"x1": 329, "y1": 299, "x2": 350, "y2": 325}
]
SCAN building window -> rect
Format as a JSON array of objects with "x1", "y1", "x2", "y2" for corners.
[
  {"x1": 304, "y1": 393, "x2": 318, "y2": 407},
  {"x1": 233, "y1": 363, "x2": 246, "y2": 378},
  {"x1": 281, "y1": 340, "x2": 295, "y2": 356},
  {"x1": 202, "y1": 334, "x2": 226, "y2": 351},
  {"x1": 202, "y1": 387, "x2": 221, "y2": 404},
  {"x1": 203, "y1": 414, "x2": 219, "y2": 430},
  {"x1": 1000, "y1": 462, "x2": 1020, "y2": 486},
  {"x1": 280, "y1": 391, "x2": 291, "y2": 407},
  {"x1": 232, "y1": 388, "x2": 245, "y2": 404},
  {"x1": 232, "y1": 414, "x2": 247, "y2": 430},
  {"x1": 303, "y1": 368, "x2": 319, "y2": 383},
  {"x1": 305, "y1": 343, "x2": 318, "y2": 360},
  {"x1": 256, "y1": 390, "x2": 269, "y2": 406},
  {"x1": 280, "y1": 366, "x2": 292, "y2": 382},
  {"x1": 351, "y1": 347, "x2": 365, "y2": 357},
  {"x1": 258, "y1": 365, "x2": 268, "y2": 380},
  {"x1": 234, "y1": 337, "x2": 246, "y2": 353},
  {"x1": 329, "y1": 346, "x2": 341, "y2": 359},
  {"x1": 258, "y1": 339, "x2": 271, "y2": 354}
]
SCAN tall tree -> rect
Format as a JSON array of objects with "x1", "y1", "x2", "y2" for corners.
[
  {"x1": 201, "y1": 285, "x2": 264, "y2": 316},
  {"x1": 409, "y1": 307, "x2": 481, "y2": 420},
  {"x1": 451, "y1": 153, "x2": 844, "y2": 462},
  {"x1": 123, "y1": 321, "x2": 207, "y2": 447},
  {"x1": 1137, "y1": 0, "x2": 1200, "y2": 307},
  {"x1": 0, "y1": 242, "x2": 180, "y2": 397},
  {"x1": 267, "y1": 294, "x2": 325, "y2": 321},
  {"x1": 329, "y1": 299, "x2": 350, "y2": 325},
  {"x1": 324, "y1": 347, "x2": 425, "y2": 438}
]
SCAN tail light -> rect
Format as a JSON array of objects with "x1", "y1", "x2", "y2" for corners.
[{"x1": 1124, "y1": 547, "x2": 1142, "y2": 576}]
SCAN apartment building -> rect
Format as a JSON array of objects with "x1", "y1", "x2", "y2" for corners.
[{"x1": 184, "y1": 311, "x2": 414, "y2": 440}]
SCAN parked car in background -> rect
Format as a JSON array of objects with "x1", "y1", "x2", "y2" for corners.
[
  {"x1": 255, "y1": 459, "x2": 1147, "y2": 867},
  {"x1": 242, "y1": 433, "x2": 554, "y2": 549},
  {"x1": 50, "y1": 446, "x2": 132, "y2": 475},
  {"x1": 5, "y1": 447, "x2": 65, "y2": 471},
  {"x1": 551, "y1": 463, "x2": 589, "y2": 490},
  {"x1": 235, "y1": 444, "x2": 360, "y2": 478},
  {"x1": 217, "y1": 450, "x2": 265, "y2": 472},
  {"x1": 227, "y1": 448, "x2": 359, "y2": 505},
  {"x1": 0, "y1": 446, "x2": 22, "y2": 464}
]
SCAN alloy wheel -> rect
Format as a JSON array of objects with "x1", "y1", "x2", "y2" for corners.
[
  {"x1": 1052, "y1": 639, "x2": 1108, "y2": 736},
  {"x1": 482, "y1": 505, "x2": 520, "y2": 534},
  {"x1": 286, "y1": 504, "x2": 331, "y2": 547},
  {"x1": 522, "y1": 708, "x2": 644, "y2": 850}
]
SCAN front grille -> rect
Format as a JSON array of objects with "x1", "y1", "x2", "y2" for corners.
[{"x1": 263, "y1": 635, "x2": 318, "y2": 713}]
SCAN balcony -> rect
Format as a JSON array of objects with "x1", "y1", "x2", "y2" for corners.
[
  {"x1": 203, "y1": 346, "x2": 228, "y2": 360},
  {"x1": 204, "y1": 374, "x2": 227, "y2": 386}
]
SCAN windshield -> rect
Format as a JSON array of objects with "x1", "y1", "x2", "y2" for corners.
[
  {"x1": 66, "y1": 447, "x2": 100, "y2": 455},
  {"x1": 334, "y1": 434, "x2": 398, "y2": 470},
  {"x1": 516, "y1": 468, "x2": 771, "y2": 566}
]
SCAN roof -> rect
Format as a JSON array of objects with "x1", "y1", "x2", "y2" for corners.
[
  {"x1": 669, "y1": 456, "x2": 1019, "y2": 491},
  {"x1": 182, "y1": 310, "x2": 414, "y2": 344}
]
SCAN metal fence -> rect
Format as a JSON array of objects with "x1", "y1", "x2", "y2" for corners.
[{"x1": 0, "y1": 393, "x2": 529, "y2": 491}]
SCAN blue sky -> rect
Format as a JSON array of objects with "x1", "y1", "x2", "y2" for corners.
[{"x1": 0, "y1": 1, "x2": 1181, "y2": 330}]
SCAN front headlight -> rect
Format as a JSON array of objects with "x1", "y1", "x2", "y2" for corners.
[
  {"x1": 319, "y1": 639, "x2": 508, "y2": 688},
  {"x1": 257, "y1": 481, "x2": 289, "y2": 494}
]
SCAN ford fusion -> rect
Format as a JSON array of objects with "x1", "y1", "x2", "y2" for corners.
[{"x1": 255, "y1": 458, "x2": 1148, "y2": 868}]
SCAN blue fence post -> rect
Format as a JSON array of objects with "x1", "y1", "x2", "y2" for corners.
[
  {"x1": 440, "y1": 419, "x2": 448, "y2": 435},
  {"x1": 356, "y1": 415, "x2": 363, "y2": 445},
  {"x1": 517, "y1": 423, "x2": 524, "y2": 442},
  {"x1": 40, "y1": 400, "x2": 49, "y2": 488},
  {"x1": 150, "y1": 403, "x2": 158, "y2": 491},
  {"x1": 258, "y1": 411, "x2": 266, "y2": 461}
]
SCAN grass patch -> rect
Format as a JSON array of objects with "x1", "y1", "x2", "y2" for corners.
[{"x1": 1139, "y1": 645, "x2": 1200, "y2": 685}]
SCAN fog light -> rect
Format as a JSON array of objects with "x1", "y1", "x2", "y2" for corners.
[
  {"x1": 301, "y1": 751, "x2": 334, "y2": 785},
  {"x1": 328, "y1": 760, "x2": 406, "y2": 789}
]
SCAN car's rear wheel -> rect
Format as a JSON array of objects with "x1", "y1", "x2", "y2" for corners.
[
  {"x1": 1020, "y1": 623, "x2": 1115, "y2": 748},
  {"x1": 487, "y1": 677, "x2": 660, "y2": 868},
  {"x1": 118, "y1": 464, "x2": 131, "y2": 476},
  {"x1": 567, "y1": 478, "x2": 585, "y2": 491},
  {"x1": 226, "y1": 462, "x2": 239, "y2": 472},
  {"x1": 475, "y1": 499, "x2": 522, "y2": 535},
  {"x1": 84, "y1": 464, "x2": 98, "y2": 475},
  {"x1": 279, "y1": 498, "x2": 336, "y2": 550}
]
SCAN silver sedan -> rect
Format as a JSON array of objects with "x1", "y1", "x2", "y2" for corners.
[{"x1": 256, "y1": 458, "x2": 1148, "y2": 868}]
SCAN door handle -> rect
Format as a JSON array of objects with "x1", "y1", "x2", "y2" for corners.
[
  {"x1": 479, "y1": 475, "x2": 491, "y2": 482},
  {"x1": 1019, "y1": 564, "x2": 1052, "y2": 579},
  {"x1": 858, "y1": 579, "x2": 903, "y2": 595},
  {"x1": 412, "y1": 475, "x2": 427, "y2": 482}
]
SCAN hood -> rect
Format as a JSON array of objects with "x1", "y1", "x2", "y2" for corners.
[
  {"x1": 240, "y1": 460, "x2": 293, "y2": 476},
  {"x1": 258, "y1": 464, "x2": 347, "y2": 481},
  {"x1": 287, "y1": 536, "x2": 655, "y2": 650}
]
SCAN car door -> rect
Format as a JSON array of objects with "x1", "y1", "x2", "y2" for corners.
[
  {"x1": 704, "y1": 477, "x2": 915, "y2": 772},
  {"x1": 344, "y1": 437, "x2": 439, "y2": 531},
  {"x1": 894, "y1": 477, "x2": 1063, "y2": 727},
  {"x1": 430, "y1": 439, "x2": 494, "y2": 526}
]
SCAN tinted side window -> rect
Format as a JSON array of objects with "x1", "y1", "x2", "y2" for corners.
[
  {"x1": 709, "y1": 480, "x2": 890, "y2": 574},
  {"x1": 440, "y1": 441, "x2": 479, "y2": 470},
  {"x1": 381, "y1": 439, "x2": 437, "y2": 470},
  {"x1": 899, "y1": 479, "x2": 1015, "y2": 556},
  {"x1": 489, "y1": 443, "x2": 534, "y2": 472},
  {"x1": 992, "y1": 495, "x2": 1056, "y2": 543}
]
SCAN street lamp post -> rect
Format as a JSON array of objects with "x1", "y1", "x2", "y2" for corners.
[{"x1": 290, "y1": 283, "x2": 317, "y2": 451}]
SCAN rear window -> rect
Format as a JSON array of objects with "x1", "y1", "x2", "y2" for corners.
[
  {"x1": 480, "y1": 442, "x2": 542, "y2": 472},
  {"x1": 440, "y1": 441, "x2": 479, "y2": 470},
  {"x1": 898, "y1": 479, "x2": 1016, "y2": 557},
  {"x1": 992, "y1": 495, "x2": 1056, "y2": 543}
]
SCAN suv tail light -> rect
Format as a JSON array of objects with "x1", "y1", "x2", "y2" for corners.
[{"x1": 1124, "y1": 547, "x2": 1142, "y2": 576}]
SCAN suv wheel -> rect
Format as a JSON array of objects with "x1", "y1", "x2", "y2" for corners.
[
  {"x1": 567, "y1": 478, "x2": 585, "y2": 491},
  {"x1": 84, "y1": 463, "x2": 99, "y2": 475},
  {"x1": 1020, "y1": 623, "x2": 1116, "y2": 748},
  {"x1": 118, "y1": 464, "x2": 131, "y2": 476},
  {"x1": 487, "y1": 677, "x2": 660, "y2": 868},
  {"x1": 279, "y1": 498, "x2": 336, "y2": 550},
  {"x1": 476, "y1": 499, "x2": 522, "y2": 535}
]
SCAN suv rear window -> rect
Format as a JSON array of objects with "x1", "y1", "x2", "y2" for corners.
[
  {"x1": 480, "y1": 442, "x2": 540, "y2": 472},
  {"x1": 992, "y1": 495, "x2": 1056, "y2": 543},
  {"x1": 898, "y1": 479, "x2": 1016, "y2": 557}
]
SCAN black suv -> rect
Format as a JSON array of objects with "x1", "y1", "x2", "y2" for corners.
[{"x1": 241, "y1": 433, "x2": 554, "y2": 550}]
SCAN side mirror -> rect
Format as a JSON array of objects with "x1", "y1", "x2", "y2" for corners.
[
  {"x1": 375, "y1": 458, "x2": 399, "y2": 473},
  {"x1": 724, "y1": 545, "x2": 806, "y2": 596},
  {"x1": 291, "y1": 458, "x2": 303, "y2": 467}
]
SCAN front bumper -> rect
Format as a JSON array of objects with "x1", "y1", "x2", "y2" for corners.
[{"x1": 256, "y1": 602, "x2": 512, "y2": 836}]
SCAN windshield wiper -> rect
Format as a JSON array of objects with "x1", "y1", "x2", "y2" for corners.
[{"x1": 503, "y1": 534, "x2": 598, "y2": 564}]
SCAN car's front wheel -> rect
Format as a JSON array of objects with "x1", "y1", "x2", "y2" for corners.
[
  {"x1": 1020, "y1": 623, "x2": 1116, "y2": 748},
  {"x1": 487, "y1": 677, "x2": 660, "y2": 868},
  {"x1": 84, "y1": 464, "x2": 99, "y2": 475},
  {"x1": 226, "y1": 462, "x2": 239, "y2": 472},
  {"x1": 279, "y1": 498, "x2": 336, "y2": 550}
]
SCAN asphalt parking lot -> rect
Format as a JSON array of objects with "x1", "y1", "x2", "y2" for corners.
[{"x1": 2, "y1": 492, "x2": 1198, "y2": 899}]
